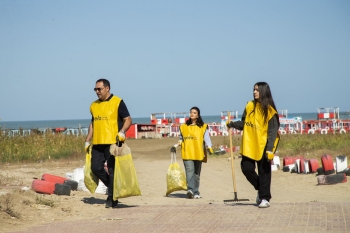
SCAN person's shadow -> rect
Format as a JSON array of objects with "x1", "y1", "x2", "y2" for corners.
[
  {"x1": 81, "y1": 197, "x2": 138, "y2": 208},
  {"x1": 165, "y1": 193, "x2": 188, "y2": 198}
]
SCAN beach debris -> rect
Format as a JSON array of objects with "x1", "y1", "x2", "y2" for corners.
[
  {"x1": 317, "y1": 173, "x2": 347, "y2": 185},
  {"x1": 100, "y1": 217, "x2": 122, "y2": 221},
  {"x1": 21, "y1": 186, "x2": 30, "y2": 191},
  {"x1": 31, "y1": 204, "x2": 51, "y2": 210}
]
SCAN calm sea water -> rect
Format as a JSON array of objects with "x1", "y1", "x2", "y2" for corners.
[{"x1": 1, "y1": 112, "x2": 349, "y2": 130}]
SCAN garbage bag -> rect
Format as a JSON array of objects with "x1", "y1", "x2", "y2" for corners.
[
  {"x1": 84, "y1": 147, "x2": 99, "y2": 194},
  {"x1": 166, "y1": 152, "x2": 187, "y2": 196},
  {"x1": 113, "y1": 143, "x2": 141, "y2": 200}
]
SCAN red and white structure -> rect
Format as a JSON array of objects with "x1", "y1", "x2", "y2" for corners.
[
  {"x1": 125, "y1": 107, "x2": 350, "y2": 139},
  {"x1": 301, "y1": 107, "x2": 350, "y2": 134}
]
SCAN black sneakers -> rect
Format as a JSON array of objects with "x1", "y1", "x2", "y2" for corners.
[
  {"x1": 105, "y1": 197, "x2": 118, "y2": 208},
  {"x1": 187, "y1": 190, "x2": 194, "y2": 199},
  {"x1": 256, "y1": 192, "x2": 261, "y2": 205}
]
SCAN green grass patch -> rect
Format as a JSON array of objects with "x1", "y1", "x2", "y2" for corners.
[
  {"x1": 277, "y1": 133, "x2": 350, "y2": 159},
  {"x1": 1, "y1": 131, "x2": 349, "y2": 163},
  {"x1": 212, "y1": 133, "x2": 350, "y2": 160},
  {"x1": 35, "y1": 195, "x2": 56, "y2": 207},
  {"x1": 0, "y1": 131, "x2": 84, "y2": 163}
]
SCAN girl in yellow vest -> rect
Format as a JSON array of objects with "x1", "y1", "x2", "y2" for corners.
[
  {"x1": 227, "y1": 82, "x2": 280, "y2": 208},
  {"x1": 171, "y1": 106, "x2": 213, "y2": 199}
]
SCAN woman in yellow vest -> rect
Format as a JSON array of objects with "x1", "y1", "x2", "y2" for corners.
[
  {"x1": 171, "y1": 106, "x2": 213, "y2": 199},
  {"x1": 227, "y1": 82, "x2": 280, "y2": 208}
]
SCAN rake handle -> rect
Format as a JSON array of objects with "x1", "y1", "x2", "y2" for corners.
[{"x1": 228, "y1": 112, "x2": 237, "y2": 193}]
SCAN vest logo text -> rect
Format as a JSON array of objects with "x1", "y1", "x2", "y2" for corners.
[
  {"x1": 93, "y1": 116, "x2": 108, "y2": 121},
  {"x1": 245, "y1": 121, "x2": 260, "y2": 130},
  {"x1": 183, "y1": 136, "x2": 198, "y2": 140}
]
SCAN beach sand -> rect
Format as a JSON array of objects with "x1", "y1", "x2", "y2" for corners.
[{"x1": 0, "y1": 136, "x2": 349, "y2": 232}]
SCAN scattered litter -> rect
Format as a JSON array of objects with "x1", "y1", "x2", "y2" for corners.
[
  {"x1": 21, "y1": 186, "x2": 30, "y2": 191},
  {"x1": 100, "y1": 217, "x2": 122, "y2": 221},
  {"x1": 61, "y1": 207, "x2": 71, "y2": 212},
  {"x1": 31, "y1": 204, "x2": 51, "y2": 210}
]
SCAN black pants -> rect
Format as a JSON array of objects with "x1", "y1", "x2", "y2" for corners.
[
  {"x1": 91, "y1": 144, "x2": 115, "y2": 198},
  {"x1": 240, "y1": 152, "x2": 272, "y2": 201}
]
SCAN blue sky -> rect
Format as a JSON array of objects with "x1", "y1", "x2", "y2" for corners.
[{"x1": 1, "y1": 0, "x2": 349, "y2": 121}]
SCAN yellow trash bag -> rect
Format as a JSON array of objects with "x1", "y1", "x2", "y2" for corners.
[
  {"x1": 166, "y1": 152, "x2": 187, "y2": 196},
  {"x1": 84, "y1": 146, "x2": 99, "y2": 194},
  {"x1": 110, "y1": 143, "x2": 141, "y2": 200}
]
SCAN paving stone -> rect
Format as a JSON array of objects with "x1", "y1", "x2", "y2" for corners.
[{"x1": 10, "y1": 202, "x2": 350, "y2": 233}]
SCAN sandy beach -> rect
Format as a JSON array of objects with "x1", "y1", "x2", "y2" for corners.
[{"x1": 1, "y1": 136, "x2": 350, "y2": 232}]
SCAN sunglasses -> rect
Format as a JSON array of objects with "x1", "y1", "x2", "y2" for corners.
[{"x1": 94, "y1": 87, "x2": 105, "y2": 92}]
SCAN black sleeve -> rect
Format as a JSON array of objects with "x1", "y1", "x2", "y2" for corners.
[
  {"x1": 118, "y1": 100, "x2": 130, "y2": 119},
  {"x1": 241, "y1": 109, "x2": 246, "y2": 122},
  {"x1": 118, "y1": 100, "x2": 130, "y2": 130},
  {"x1": 232, "y1": 109, "x2": 246, "y2": 130},
  {"x1": 266, "y1": 114, "x2": 279, "y2": 152}
]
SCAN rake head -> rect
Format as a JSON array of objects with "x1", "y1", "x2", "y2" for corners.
[{"x1": 224, "y1": 192, "x2": 249, "y2": 203}]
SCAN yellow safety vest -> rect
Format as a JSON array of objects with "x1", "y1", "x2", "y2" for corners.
[
  {"x1": 180, "y1": 123, "x2": 208, "y2": 161},
  {"x1": 90, "y1": 95, "x2": 122, "y2": 145},
  {"x1": 240, "y1": 101, "x2": 279, "y2": 161}
]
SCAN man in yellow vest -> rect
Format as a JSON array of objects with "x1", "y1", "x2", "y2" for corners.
[{"x1": 85, "y1": 79, "x2": 132, "y2": 208}]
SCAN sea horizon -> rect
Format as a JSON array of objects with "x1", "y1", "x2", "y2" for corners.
[{"x1": 1, "y1": 112, "x2": 350, "y2": 130}]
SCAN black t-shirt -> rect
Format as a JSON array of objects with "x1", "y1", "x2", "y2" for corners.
[{"x1": 91, "y1": 94, "x2": 130, "y2": 130}]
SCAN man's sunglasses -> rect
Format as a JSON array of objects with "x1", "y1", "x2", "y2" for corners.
[{"x1": 94, "y1": 87, "x2": 105, "y2": 92}]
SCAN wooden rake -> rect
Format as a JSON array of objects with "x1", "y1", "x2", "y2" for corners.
[{"x1": 224, "y1": 112, "x2": 249, "y2": 203}]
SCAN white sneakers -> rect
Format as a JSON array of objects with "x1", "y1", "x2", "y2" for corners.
[
  {"x1": 194, "y1": 194, "x2": 201, "y2": 199},
  {"x1": 258, "y1": 199, "x2": 270, "y2": 208},
  {"x1": 256, "y1": 191, "x2": 270, "y2": 208}
]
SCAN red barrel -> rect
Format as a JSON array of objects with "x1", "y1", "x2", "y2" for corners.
[
  {"x1": 41, "y1": 173, "x2": 78, "y2": 190},
  {"x1": 283, "y1": 155, "x2": 304, "y2": 167},
  {"x1": 299, "y1": 158, "x2": 306, "y2": 173},
  {"x1": 32, "y1": 179, "x2": 55, "y2": 194},
  {"x1": 309, "y1": 158, "x2": 320, "y2": 173},
  {"x1": 321, "y1": 154, "x2": 335, "y2": 175},
  {"x1": 283, "y1": 156, "x2": 293, "y2": 166},
  {"x1": 42, "y1": 173, "x2": 67, "y2": 184}
]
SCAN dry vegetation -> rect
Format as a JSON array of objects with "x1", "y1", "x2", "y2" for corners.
[
  {"x1": 0, "y1": 131, "x2": 83, "y2": 163},
  {"x1": 0, "y1": 131, "x2": 349, "y2": 163},
  {"x1": 213, "y1": 133, "x2": 350, "y2": 160}
]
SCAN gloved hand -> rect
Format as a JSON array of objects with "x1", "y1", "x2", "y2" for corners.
[
  {"x1": 84, "y1": 142, "x2": 90, "y2": 153},
  {"x1": 170, "y1": 146, "x2": 176, "y2": 153},
  {"x1": 170, "y1": 140, "x2": 182, "y2": 153},
  {"x1": 266, "y1": 151, "x2": 274, "y2": 161},
  {"x1": 208, "y1": 147, "x2": 214, "y2": 155},
  {"x1": 226, "y1": 121, "x2": 238, "y2": 129},
  {"x1": 117, "y1": 130, "x2": 126, "y2": 142}
]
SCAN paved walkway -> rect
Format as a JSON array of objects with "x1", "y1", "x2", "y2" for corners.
[{"x1": 12, "y1": 202, "x2": 350, "y2": 233}]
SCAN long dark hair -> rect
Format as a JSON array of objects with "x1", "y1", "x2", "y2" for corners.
[
  {"x1": 252, "y1": 82, "x2": 280, "y2": 126},
  {"x1": 185, "y1": 106, "x2": 204, "y2": 127}
]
